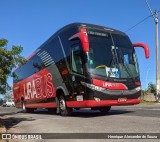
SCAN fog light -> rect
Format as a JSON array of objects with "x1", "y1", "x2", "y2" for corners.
[
  {"x1": 94, "y1": 97, "x2": 100, "y2": 102},
  {"x1": 135, "y1": 87, "x2": 141, "y2": 91}
]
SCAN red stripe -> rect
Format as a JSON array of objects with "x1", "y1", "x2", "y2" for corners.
[
  {"x1": 66, "y1": 99, "x2": 140, "y2": 108},
  {"x1": 92, "y1": 78, "x2": 127, "y2": 90},
  {"x1": 25, "y1": 102, "x2": 56, "y2": 108},
  {"x1": 16, "y1": 105, "x2": 21, "y2": 108},
  {"x1": 26, "y1": 52, "x2": 35, "y2": 60}
]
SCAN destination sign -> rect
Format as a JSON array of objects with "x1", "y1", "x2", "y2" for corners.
[{"x1": 87, "y1": 30, "x2": 109, "y2": 37}]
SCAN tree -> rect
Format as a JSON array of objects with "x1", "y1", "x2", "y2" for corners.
[
  {"x1": 3, "y1": 91, "x2": 13, "y2": 101},
  {"x1": 147, "y1": 82, "x2": 156, "y2": 95},
  {"x1": 0, "y1": 38, "x2": 26, "y2": 94}
]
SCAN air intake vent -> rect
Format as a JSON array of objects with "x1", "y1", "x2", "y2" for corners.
[{"x1": 37, "y1": 51, "x2": 54, "y2": 66}]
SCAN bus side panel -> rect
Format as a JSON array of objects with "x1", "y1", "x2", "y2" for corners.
[
  {"x1": 13, "y1": 25, "x2": 80, "y2": 109},
  {"x1": 13, "y1": 82, "x2": 21, "y2": 108},
  {"x1": 41, "y1": 27, "x2": 80, "y2": 100},
  {"x1": 41, "y1": 37, "x2": 70, "y2": 97},
  {"x1": 13, "y1": 68, "x2": 56, "y2": 108}
]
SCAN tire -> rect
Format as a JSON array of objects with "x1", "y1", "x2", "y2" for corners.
[
  {"x1": 59, "y1": 95, "x2": 72, "y2": 116},
  {"x1": 99, "y1": 106, "x2": 111, "y2": 115}
]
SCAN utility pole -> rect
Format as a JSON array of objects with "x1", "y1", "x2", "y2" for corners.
[
  {"x1": 145, "y1": 0, "x2": 159, "y2": 102},
  {"x1": 155, "y1": 10, "x2": 159, "y2": 102}
]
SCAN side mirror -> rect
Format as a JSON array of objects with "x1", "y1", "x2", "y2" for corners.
[
  {"x1": 69, "y1": 29, "x2": 90, "y2": 52},
  {"x1": 132, "y1": 42, "x2": 150, "y2": 58}
]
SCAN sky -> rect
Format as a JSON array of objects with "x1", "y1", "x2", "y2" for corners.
[{"x1": 0, "y1": 0, "x2": 160, "y2": 98}]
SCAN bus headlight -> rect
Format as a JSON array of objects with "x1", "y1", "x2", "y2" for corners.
[
  {"x1": 135, "y1": 87, "x2": 141, "y2": 91},
  {"x1": 81, "y1": 82, "x2": 105, "y2": 91}
]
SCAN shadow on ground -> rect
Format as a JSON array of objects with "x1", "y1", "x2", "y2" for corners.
[
  {"x1": 0, "y1": 108, "x2": 134, "y2": 131},
  {"x1": 33, "y1": 108, "x2": 134, "y2": 118},
  {"x1": 2, "y1": 117, "x2": 35, "y2": 130},
  {"x1": 71, "y1": 109, "x2": 134, "y2": 118}
]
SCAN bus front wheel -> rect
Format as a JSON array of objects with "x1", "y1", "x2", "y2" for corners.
[{"x1": 59, "y1": 95, "x2": 72, "y2": 116}]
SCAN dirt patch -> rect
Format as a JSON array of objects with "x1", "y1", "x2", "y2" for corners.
[{"x1": 141, "y1": 93, "x2": 156, "y2": 102}]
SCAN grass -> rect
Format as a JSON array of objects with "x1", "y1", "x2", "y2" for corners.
[{"x1": 140, "y1": 100, "x2": 159, "y2": 105}]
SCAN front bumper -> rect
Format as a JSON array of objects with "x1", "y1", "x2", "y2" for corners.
[{"x1": 66, "y1": 98, "x2": 140, "y2": 108}]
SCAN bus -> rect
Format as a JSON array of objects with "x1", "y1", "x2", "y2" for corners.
[{"x1": 13, "y1": 23, "x2": 149, "y2": 116}]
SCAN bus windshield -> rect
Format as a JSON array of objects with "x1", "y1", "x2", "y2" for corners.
[{"x1": 86, "y1": 30, "x2": 139, "y2": 79}]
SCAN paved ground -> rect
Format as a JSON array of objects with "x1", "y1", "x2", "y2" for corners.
[{"x1": 0, "y1": 104, "x2": 160, "y2": 142}]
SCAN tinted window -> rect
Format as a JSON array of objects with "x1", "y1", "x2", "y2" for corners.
[
  {"x1": 112, "y1": 34, "x2": 132, "y2": 48},
  {"x1": 88, "y1": 33, "x2": 113, "y2": 67},
  {"x1": 13, "y1": 55, "x2": 44, "y2": 83},
  {"x1": 87, "y1": 31, "x2": 139, "y2": 79},
  {"x1": 43, "y1": 37, "x2": 63, "y2": 64},
  {"x1": 71, "y1": 44, "x2": 83, "y2": 74},
  {"x1": 13, "y1": 27, "x2": 78, "y2": 83},
  {"x1": 59, "y1": 27, "x2": 78, "y2": 65},
  {"x1": 32, "y1": 55, "x2": 45, "y2": 71}
]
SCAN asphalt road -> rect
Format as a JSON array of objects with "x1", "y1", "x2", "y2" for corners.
[{"x1": 0, "y1": 104, "x2": 160, "y2": 142}]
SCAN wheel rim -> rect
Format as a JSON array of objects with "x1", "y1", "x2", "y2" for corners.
[
  {"x1": 60, "y1": 99, "x2": 66, "y2": 111},
  {"x1": 22, "y1": 102, "x2": 25, "y2": 111}
]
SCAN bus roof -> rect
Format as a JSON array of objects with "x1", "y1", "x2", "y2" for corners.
[
  {"x1": 44, "y1": 22, "x2": 126, "y2": 44},
  {"x1": 14, "y1": 23, "x2": 126, "y2": 71},
  {"x1": 36, "y1": 22, "x2": 126, "y2": 52}
]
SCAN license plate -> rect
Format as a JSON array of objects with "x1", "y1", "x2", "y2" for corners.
[{"x1": 118, "y1": 98, "x2": 127, "y2": 102}]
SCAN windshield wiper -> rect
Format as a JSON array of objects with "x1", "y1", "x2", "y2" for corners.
[
  {"x1": 123, "y1": 63, "x2": 134, "y2": 78},
  {"x1": 111, "y1": 45, "x2": 133, "y2": 79},
  {"x1": 118, "y1": 49, "x2": 135, "y2": 80}
]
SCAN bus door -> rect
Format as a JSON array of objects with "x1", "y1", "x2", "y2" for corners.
[{"x1": 70, "y1": 40, "x2": 86, "y2": 102}]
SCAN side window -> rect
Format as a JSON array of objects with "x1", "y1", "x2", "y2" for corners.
[
  {"x1": 71, "y1": 44, "x2": 83, "y2": 74},
  {"x1": 32, "y1": 55, "x2": 44, "y2": 72},
  {"x1": 43, "y1": 37, "x2": 63, "y2": 64}
]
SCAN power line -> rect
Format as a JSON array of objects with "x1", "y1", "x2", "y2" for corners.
[
  {"x1": 125, "y1": 15, "x2": 152, "y2": 32},
  {"x1": 125, "y1": 11, "x2": 160, "y2": 33}
]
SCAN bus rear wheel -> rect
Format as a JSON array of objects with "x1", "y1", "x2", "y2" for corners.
[
  {"x1": 99, "y1": 106, "x2": 111, "y2": 114},
  {"x1": 59, "y1": 95, "x2": 72, "y2": 116}
]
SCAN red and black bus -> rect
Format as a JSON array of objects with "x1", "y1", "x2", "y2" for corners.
[{"x1": 13, "y1": 23, "x2": 149, "y2": 116}]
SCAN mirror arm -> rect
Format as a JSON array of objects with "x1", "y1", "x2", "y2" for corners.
[
  {"x1": 69, "y1": 31, "x2": 90, "y2": 52},
  {"x1": 132, "y1": 42, "x2": 150, "y2": 58}
]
